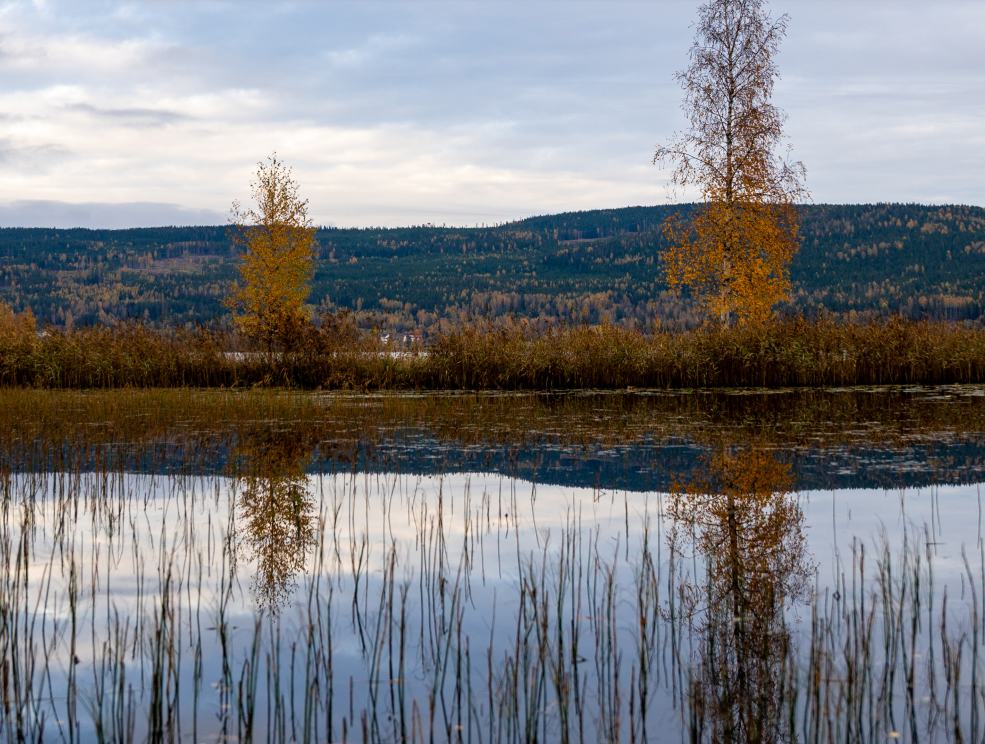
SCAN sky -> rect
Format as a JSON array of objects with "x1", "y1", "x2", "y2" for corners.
[{"x1": 0, "y1": 0, "x2": 982, "y2": 229}]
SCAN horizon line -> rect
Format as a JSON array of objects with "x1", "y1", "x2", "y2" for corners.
[{"x1": 0, "y1": 200, "x2": 982, "y2": 232}]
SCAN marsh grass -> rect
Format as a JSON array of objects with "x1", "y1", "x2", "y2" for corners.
[
  {"x1": 426, "y1": 318, "x2": 985, "y2": 389},
  {"x1": 1, "y1": 454, "x2": 984, "y2": 742},
  {"x1": 1, "y1": 390, "x2": 985, "y2": 740},
  {"x1": 3, "y1": 317, "x2": 985, "y2": 389}
]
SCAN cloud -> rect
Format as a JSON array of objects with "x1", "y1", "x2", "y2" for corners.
[
  {"x1": 0, "y1": 200, "x2": 226, "y2": 229},
  {"x1": 0, "y1": 0, "x2": 979, "y2": 227},
  {"x1": 0, "y1": 28, "x2": 166, "y2": 75},
  {"x1": 324, "y1": 32, "x2": 419, "y2": 70},
  {"x1": 67, "y1": 102, "x2": 191, "y2": 127},
  {"x1": 0, "y1": 136, "x2": 70, "y2": 170}
]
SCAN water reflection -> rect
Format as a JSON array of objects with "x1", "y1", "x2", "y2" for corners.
[
  {"x1": 233, "y1": 429, "x2": 316, "y2": 610},
  {"x1": 3, "y1": 390, "x2": 985, "y2": 740},
  {"x1": 5, "y1": 387, "x2": 985, "y2": 490},
  {"x1": 669, "y1": 445, "x2": 812, "y2": 742}
]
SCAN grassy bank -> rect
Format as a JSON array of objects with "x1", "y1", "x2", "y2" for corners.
[{"x1": 2, "y1": 317, "x2": 985, "y2": 389}]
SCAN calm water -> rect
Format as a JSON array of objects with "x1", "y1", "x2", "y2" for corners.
[{"x1": 2, "y1": 388, "x2": 985, "y2": 742}]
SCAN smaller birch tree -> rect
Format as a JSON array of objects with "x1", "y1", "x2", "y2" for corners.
[{"x1": 227, "y1": 154, "x2": 316, "y2": 352}]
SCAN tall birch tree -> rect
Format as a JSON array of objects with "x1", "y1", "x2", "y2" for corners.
[{"x1": 655, "y1": 0, "x2": 807, "y2": 324}]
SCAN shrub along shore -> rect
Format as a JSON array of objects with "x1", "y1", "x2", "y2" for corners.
[{"x1": 2, "y1": 317, "x2": 985, "y2": 389}]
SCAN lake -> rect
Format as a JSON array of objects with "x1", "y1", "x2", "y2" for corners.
[{"x1": 1, "y1": 387, "x2": 984, "y2": 742}]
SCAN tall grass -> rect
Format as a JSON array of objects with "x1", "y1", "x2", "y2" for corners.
[
  {"x1": 3, "y1": 316, "x2": 985, "y2": 389},
  {"x1": 1, "y1": 461, "x2": 984, "y2": 741},
  {"x1": 426, "y1": 317, "x2": 985, "y2": 389}
]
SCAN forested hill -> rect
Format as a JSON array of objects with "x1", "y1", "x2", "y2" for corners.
[{"x1": 1, "y1": 202, "x2": 983, "y2": 331}]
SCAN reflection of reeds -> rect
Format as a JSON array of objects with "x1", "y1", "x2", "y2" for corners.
[
  {"x1": 3, "y1": 317, "x2": 985, "y2": 389},
  {"x1": 1, "y1": 462, "x2": 985, "y2": 741},
  {"x1": 3, "y1": 386, "x2": 985, "y2": 480}
]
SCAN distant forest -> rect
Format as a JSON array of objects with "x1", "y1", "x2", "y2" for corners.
[{"x1": 1, "y1": 203, "x2": 983, "y2": 332}]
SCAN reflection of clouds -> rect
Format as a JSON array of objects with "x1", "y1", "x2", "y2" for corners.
[
  {"x1": 11, "y1": 464, "x2": 985, "y2": 719},
  {"x1": 333, "y1": 472, "x2": 643, "y2": 548},
  {"x1": 17, "y1": 468, "x2": 980, "y2": 615},
  {"x1": 12, "y1": 469, "x2": 984, "y2": 611}
]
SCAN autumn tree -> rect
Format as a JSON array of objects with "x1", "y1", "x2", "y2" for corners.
[
  {"x1": 668, "y1": 445, "x2": 811, "y2": 740},
  {"x1": 0, "y1": 301, "x2": 35, "y2": 345},
  {"x1": 0, "y1": 302, "x2": 36, "y2": 382},
  {"x1": 655, "y1": 0, "x2": 807, "y2": 324},
  {"x1": 227, "y1": 154, "x2": 316, "y2": 352},
  {"x1": 234, "y1": 428, "x2": 316, "y2": 611}
]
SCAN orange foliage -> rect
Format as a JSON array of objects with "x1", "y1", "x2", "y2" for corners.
[
  {"x1": 656, "y1": 0, "x2": 807, "y2": 324},
  {"x1": 0, "y1": 301, "x2": 35, "y2": 344},
  {"x1": 668, "y1": 445, "x2": 811, "y2": 740},
  {"x1": 234, "y1": 429, "x2": 317, "y2": 611},
  {"x1": 668, "y1": 446, "x2": 809, "y2": 611},
  {"x1": 227, "y1": 154, "x2": 316, "y2": 352}
]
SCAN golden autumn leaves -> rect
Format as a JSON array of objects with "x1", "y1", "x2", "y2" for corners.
[
  {"x1": 668, "y1": 445, "x2": 811, "y2": 740},
  {"x1": 656, "y1": 0, "x2": 807, "y2": 325},
  {"x1": 661, "y1": 202, "x2": 801, "y2": 325},
  {"x1": 228, "y1": 0, "x2": 805, "y2": 341},
  {"x1": 226, "y1": 154, "x2": 316, "y2": 353}
]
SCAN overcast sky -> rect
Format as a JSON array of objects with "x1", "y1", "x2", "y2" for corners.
[{"x1": 0, "y1": 0, "x2": 982, "y2": 228}]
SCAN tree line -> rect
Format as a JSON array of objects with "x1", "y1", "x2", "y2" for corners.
[
  {"x1": 1, "y1": 202, "x2": 982, "y2": 333},
  {"x1": 3, "y1": 0, "x2": 983, "y2": 344}
]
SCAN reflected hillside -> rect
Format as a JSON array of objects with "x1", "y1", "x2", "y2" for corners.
[{"x1": 1, "y1": 387, "x2": 984, "y2": 490}]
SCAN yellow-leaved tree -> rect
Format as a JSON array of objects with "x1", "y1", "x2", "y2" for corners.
[
  {"x1": 655, "y1": 0, "x2": 807, "y2": 325},
  {"x1": 227, "y1": 154, "x2": 316, "y2": 353},
  {"x1": 667, "y1": 444, "x2": 811, "y2": 740},
  {"x1": 0, "y1": 301, "x2": 35, "y2": 344}
]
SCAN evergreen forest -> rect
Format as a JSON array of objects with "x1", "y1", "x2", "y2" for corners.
[{"x1": 2, "y1": 202, "x2": 983, "y2": 332}]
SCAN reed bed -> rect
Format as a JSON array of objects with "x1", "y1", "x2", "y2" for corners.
[
  {"x1": 2, "y1": 317, "x2": 985, "y2": 389},
  {"x1": 1, "y1": 456, "x2": 983, "y2": 742},
  {"x1": 425, "y1": 318, "x2": 985, "y2": 389}
]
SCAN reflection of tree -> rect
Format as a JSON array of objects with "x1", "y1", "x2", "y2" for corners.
[
  {"x1": 669, "y1": 445, "x2": 812, "y2": 743},
  {"x1": 234, "y1": 430, "x2": 316, "y2": 611}
]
